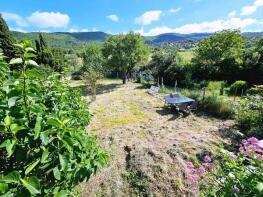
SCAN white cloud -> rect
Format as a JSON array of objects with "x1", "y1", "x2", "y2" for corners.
[
  {"x1": 68, "y1": 28, "x2": 78, "y2": 33},
  {"x1": 67, "y1": 28, "x2": 89, "y2": 32},
  {"x1": 137, "y1": 17, "x2": 258, "y2": 36},
  {"x1": 92, "y1": 27, "x2": 99, "y2": 32},
  {"x1": 28, "y1": 11, "x2": 70, "y2": 28},
  {"x1": 81, "y1": 28, "x2": 89, "y2": 32},
  {"x1": 1, "y1": 12, "x2": 27, "y2": 27},
  {"x1": 9, "y1": 27, "x2": 26, "y2": 32},
  {"x1": 228, "y1": 10, "x2": 237, "y2": 17},
  {"x1": 169, "y1": 8, "x2": 181, "y2": 14},
  {"x1": 107, "y1": 14, "x2": 119, "y2": 22},
  {"x1": 135, "y1": 10, "x2": 162, "y2": 25},
  {"x1": 241, "y1": 0, "x2": 263, "y2": 15}
]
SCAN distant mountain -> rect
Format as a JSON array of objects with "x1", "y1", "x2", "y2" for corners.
[
  {"x1": 145, "y1": 33, "x2": 212, "y2": 44},
  {"x1": 55, "y1": 31, "x2": 110, "y2": 42},
  {"x1": 12, "y1": 31, "x2": 263, "y2": 49}
]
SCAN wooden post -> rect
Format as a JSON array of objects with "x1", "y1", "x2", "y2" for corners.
[
  {"x1": 174, "y1": 80, "x2": 177, "y2": 92},
  {"x1": 161, "y1": 77, "x2": 164, "y2": 88},
  {"x1": 117, "y1": 72, "x2": 119, "y2": 79},
  {"x1": 157, "y1": 77, "x2": 159, "y2": 87}
]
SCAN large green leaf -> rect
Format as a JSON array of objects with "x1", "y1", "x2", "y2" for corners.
[
  {"x1": 10, "y1": 124, "x2": 26, "y2": 134},
  {"x1": 25, "y1": 60, "x2": 38, "y2": 67},
  {"x1": 25, "y1": 159, "x2": 40, "y2": 175},
  {"x1": 41, "y1": 148, "x2": 49, "y2": 163},
  {"x1": 25, "y1": 47, "x2": 36, "y2": 53},
  {"x1": 26, "y1": 70, "x2": 44, "y2": 80},
  {"x1": 55, "y1": 190, "x2": 69, "y2": 197},
  {"x1": 0, "y1": 171, "x2": 20, "y2": 183},
  {"x1": 1, "y1": 139, "x2": 17, "y2": 157},
  {"x1": 53, "y1": 167, "x2": 61, "y2": 180},
  {"x1": 47, "y1": 119, "x2": 61, "y2": 128},
  {"x1": 4, "y1": 116, "x2": 11, "y2": 126},
  {"x1": 256, "y1": 182, "x2": 263, "y2": 192},
  {"x1": 34, "y1": 116, "x2": 42, "y2": 140},
  {"x1": 0, "y1": 183, "x2": 8, "y2": 194},
  {"x1": 20, "y1": 176, "x2": 41, "y2": 195},
  {"x1": 40, "y1": 131, "x2": 49, "y2": 145},
  {"x1": 59, "y1": 154, "x2": 68, "y2": 171},
  {"x1": 8, "y1": 97, "x2": 19, "y2": 108},
  {"x1": 9, "y1": 58, "x2": 22, "y2": 65}
]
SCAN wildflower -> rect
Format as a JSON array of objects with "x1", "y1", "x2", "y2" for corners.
[
  {"x1": 232, "y1": 185, "x2": 240, "y2": 193},
  {"x1": 247, "y1": 137, "x2": 259, "y2": 145},
  {"x1": 203, "y1": 162, "x2": 213, "y2": 171},
  {"x1": 230, "y1": 154, "x2": 237, "y2": 161},
  {"x1": 186, "y1": 162, "x2": 195, "y2": 169},
  {"x1": 203, "y1": 155, "x2": 212, "y2": 163},
  {"x1": 187, "y1": 174, "x2": 197, "y2": 184},
  {"x1": 197, "y1": 166, "x2": 205, "y2": 175}
]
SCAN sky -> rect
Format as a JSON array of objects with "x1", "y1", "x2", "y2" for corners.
[{"x1": 1, "y1": 0, "x2": 263, "y2": 35}]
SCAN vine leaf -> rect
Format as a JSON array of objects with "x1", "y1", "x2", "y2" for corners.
[
  {"x1": 9, "y1": 58, "x2": 22, "y2": 65},
  {"x1": 0, "y1": 171, "x2": 20, "y2": 183},
  {"x1": 34, "y1": 115, "x2": 42, "y2": 140},
  {"x1": 20, "y1": 176, "x2": 41, "y2": 195},
  {"x1": 25, "y1": 159, "x2": 40, "y2": 175}
]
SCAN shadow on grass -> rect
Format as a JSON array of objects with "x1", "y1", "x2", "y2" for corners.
[
  {"x1": 155, "y1": 106, "x2": 182, "y2": 121},
  {"x1": 96, "y1": 83, "x2": 122, "y2": 95}
]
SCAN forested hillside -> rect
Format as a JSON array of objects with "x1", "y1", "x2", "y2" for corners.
[{"x1": 12, "y1": 31, "x2": 263, "y2": 49}]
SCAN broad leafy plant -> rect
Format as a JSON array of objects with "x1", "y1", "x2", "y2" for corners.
[{"x1": 0, "y1": 42, "x2": 108, "y2": 196}]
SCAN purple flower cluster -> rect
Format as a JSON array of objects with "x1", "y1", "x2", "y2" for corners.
[
  {"x1": 239, "y1": 137, "x2": 263, "y2": 158},
  {"x1": 186, "y1": 155, "x2": 213, "y2": 185}
]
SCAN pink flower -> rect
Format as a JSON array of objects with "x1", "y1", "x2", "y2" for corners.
[
  {"x1": 186, "y1": 162, "x2": 195, "y2": 169},
  {"x1": 187, "y1": 174, "x2": 197, "y2": 183},
  {"x1": 258, "y1": 140, "x2": 263, "y2": 149},
  {"x1": 203, "y1": 155, "x2": 211, "y2": 163},
  {"x1": 203, "y1": 162, "x2": 213, "y2": 171},
  {"x1": 247, "y1": 137, "x2": 259, "y2": 145},
  {"x1": 230, "y1": 154, "x2": 237, "y2": 161},
  {"x1": 197, "y1": 166, "x2": 205, "y2": 175},
  {"x1": 239, "y1": 146, "x2": 245, "y2": 153}
]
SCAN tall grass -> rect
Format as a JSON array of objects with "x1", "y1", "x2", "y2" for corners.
[{"x1": 200, "y1": 95, "x2": 234, "y2": 118}]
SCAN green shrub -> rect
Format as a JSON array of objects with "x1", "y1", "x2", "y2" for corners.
[
  {"x1": 181, "y1": 89, "x2": 202, "y2": 101},
  {"x1": 158, "y1": 87, "x2": 174, "y2": 94},
  {"x1": 200, "y1": 95, "x2": 234, "y2": 118},
  {"x1": 236, "y1": 99, "x2": 263, "y2": 138},
  {"x1": 229, "y1": 80, "x2": 247, "y2": 95},
  {"x1": 207, "y1": 81, "x2": 226, "y2": 91},
  {"x1": 0, "y1": 43, "x2": 108, "y2": 196}
]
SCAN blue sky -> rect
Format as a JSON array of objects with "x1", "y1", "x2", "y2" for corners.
[{"x1": 1, "y1": 0, "x2": 263, "y2": 35}]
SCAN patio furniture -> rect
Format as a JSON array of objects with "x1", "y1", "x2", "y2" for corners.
[
  {"x1": 147, "y1": 86, "x2": 160, "y2": 95},
  {"x1": 164, "y1": 96, "x2": 196, "y2": 113}
]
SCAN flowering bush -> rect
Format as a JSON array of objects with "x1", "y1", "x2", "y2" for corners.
[{"x1": 186, "y1": 137, "x2": 263, "y2": 197}]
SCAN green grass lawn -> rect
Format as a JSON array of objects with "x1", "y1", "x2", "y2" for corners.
[{"x1": 177, "y1": 51, "x2": 194, "y2": 64}]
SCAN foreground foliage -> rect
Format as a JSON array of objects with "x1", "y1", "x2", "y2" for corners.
[
  {"x1": 186, "y1": 137, "x2": 263, "y2": 197},
  {"x1": 0, "y1": 43, "x2": 108, "y2": 196}
]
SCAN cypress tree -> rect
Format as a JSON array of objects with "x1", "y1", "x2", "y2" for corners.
[{"x1": 0, "y1": 14, "x2": 17, "y2": 60}]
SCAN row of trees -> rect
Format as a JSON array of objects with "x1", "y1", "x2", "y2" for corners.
[{"x1": 142, "y1": 30, "x2": 263, "y2": 87}]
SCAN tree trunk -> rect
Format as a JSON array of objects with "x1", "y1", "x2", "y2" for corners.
[{"x1": 122, "y1": 70, "x2": 127, "y2": 84}]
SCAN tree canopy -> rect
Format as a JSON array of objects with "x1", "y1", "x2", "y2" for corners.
[
  {"x1": 193, "y1": 30, "x2": 244, "y2": 82},
  {"x1": 102, "y1": 32, "x2": 150, "y2": 84},
  {"x1": 0, "y1": 14, "x2": 18, "y2": 60}
]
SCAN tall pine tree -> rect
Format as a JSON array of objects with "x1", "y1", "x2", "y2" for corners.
[{"x1": 0, "y1": 14, "x2": 17, "y2": 60}]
